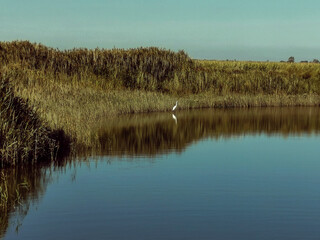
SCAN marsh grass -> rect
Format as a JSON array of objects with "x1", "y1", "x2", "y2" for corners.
[
  {"x1": 0, "y1": 74, "x2": 70, "y2": 167},
  {"x1": 2, "y1": 41, "x2": 320, "y2": 95},
  {"x1": 10, "y1": 68, "x2": 320, "y2": 149},
  {"x1": 0, "y1": 77, "x2": 50, "y2": 166},
  {"x1": 1, "y1": 41, "x2": 320, "y2": 164}
]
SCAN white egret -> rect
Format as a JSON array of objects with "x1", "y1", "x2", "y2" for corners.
[{"x1": 172, "y1": 101, "x2": 178, "y2": 111}]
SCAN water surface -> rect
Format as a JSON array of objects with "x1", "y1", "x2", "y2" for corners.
[{"x1": 2, "y1": 107, "x2": 320, "y2": 240}]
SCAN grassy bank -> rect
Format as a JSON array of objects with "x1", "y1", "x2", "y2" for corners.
[
  {"x1": 1, "y1": 41, "x2": 320, "y2": 165},
  {"x1": 0, "y1": 75, "x2": 70, "y2": 167},
  {"x1": 5, "y1": 66, "x2": 320, "y2": 147},
  {"x1": 0, "y1": 77, "x2": 51, "y2": 166}
]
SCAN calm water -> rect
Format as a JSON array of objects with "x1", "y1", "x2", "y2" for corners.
[{"x1": 2, "y1": 108, "x2": 320, "y2": 240}]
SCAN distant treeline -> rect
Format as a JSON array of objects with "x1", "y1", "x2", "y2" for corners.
[
  {"x1": 281, "y1": 56, "x2": 319, "y2": 63},
  {"x1": 1, "y1": 41, "x2": 320, "y2": 94}
]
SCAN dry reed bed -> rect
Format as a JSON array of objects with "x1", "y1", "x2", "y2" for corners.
[
  {"x1": 0, "y1": 76, "x2": 58, "y2": 167},
  {"x1": 1, "y1": 41, "x2": 320, "y2": 165},
  {"x1": 1, "y1": 40, "x2": 320, "y2": 94}
]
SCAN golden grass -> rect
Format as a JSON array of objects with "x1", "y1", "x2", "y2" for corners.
[
  {"x1": 1, "y1": 41, "x2": 320, "y2": 165},
  {"x1": 14, "y1": 71, "x2": 320, "y2": 148},
  {"x1": 0, "y1": 77, "x2": 60, "y2": 167}
]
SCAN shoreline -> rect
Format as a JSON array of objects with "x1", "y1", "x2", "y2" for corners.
[{"x1": 1, "y1": 40, "x2": 320, "y2": 166}]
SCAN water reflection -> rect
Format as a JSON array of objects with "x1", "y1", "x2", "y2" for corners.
[
  {"x1": 0, "y1": 166, "x2": 52, "y2": 237},
  {"x1": 2, "y1": 107, "x2": 320, "y2": 238},
  {"x1": 93, "y1": 107, "x2": 320, "y2": 157},
  {"x1": 172, "y1": 114, "x2": 177, "y2": 124}
]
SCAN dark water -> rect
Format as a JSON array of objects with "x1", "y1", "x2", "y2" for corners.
[{"x1": 2, "y1": 108, "x2": 320, "y2": 240}]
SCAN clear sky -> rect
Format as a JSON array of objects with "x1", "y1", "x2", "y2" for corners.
[{"x1": 1, "y1": 0, "x2": 320, "y2": 61}]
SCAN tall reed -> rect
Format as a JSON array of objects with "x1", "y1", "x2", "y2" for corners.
[
  {"x1": 1, "y1": 41, "x2": 320, "y2": 95},
  {"x1": 1, "y1": 40, "x2": 320, "y2": 165},
  {"x1": 0, "y1": 74, "x2": 69, "y2": 167}
]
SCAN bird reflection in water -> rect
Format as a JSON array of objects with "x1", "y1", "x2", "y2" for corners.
[{"x1": 172, "y1": 114, "x2": 177, "y2": 124}]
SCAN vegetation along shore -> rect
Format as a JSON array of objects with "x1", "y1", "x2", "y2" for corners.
[{"x1": 1, "y1": 40, "x2": 320, "y2": 166}]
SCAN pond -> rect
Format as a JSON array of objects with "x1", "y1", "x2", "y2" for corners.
[{"x1": 2, "y1": 107, "x2": 320, "y2": 240}]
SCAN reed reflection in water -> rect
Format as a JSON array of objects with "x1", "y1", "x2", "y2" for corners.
[
  {"x1": 0, "y1": 166, "x2": 53, "y2": 238},
  {"x1": 1, "y1": 107, "x2": 320, "y2": 239},
  {"x1": 93, "y1": 107, "x2": 320, "y2": 157}
]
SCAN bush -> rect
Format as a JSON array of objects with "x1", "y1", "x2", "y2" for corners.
[{"x1": 288, "y1": 56, "x2": 295, "y2": 63}]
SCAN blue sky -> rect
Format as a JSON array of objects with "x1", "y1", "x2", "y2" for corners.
[{"x1": 1, "y1": 0, "x2": 320, "y2": 61}]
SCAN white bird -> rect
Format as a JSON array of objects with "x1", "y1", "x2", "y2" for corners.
[{"x1": 172, "y1": 101, "x2": 178, "y2": 111}]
